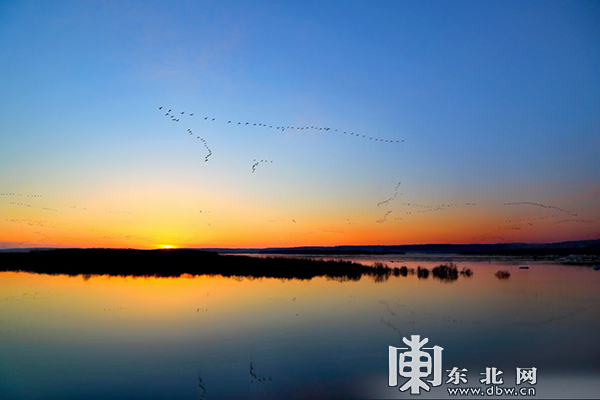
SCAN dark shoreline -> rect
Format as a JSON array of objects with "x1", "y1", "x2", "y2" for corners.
[
  {"x1": 0, "y1": 248, "x2": 397, "y2": 281},
  {"x1": 197, "y1": 239, "x2": 600, "y2": 255},
  {"x1": 259, "y1": 249, "x2": 406, "y2": 255}
]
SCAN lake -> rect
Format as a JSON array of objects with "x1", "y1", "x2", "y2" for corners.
[{"x1": 1, "y1": 255, "x2": 599, "y2": 399}]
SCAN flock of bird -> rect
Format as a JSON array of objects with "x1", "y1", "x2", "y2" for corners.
[
  {"x1": 249, "y1": 362, "x2": 271, "y2": 384},
  {"x1": 9, "y1": 202, "x2": 32, "y2": 208},
  {"x1": 198, "y1": 377, "x2": 206, "y2": 399},
  {"x1": 498, "y1": 224, "x2": 523, "y2": 231},
  {"x1": 498, "y1": 202, "x2": 587, "y2": 230},
  {"x1": 187, "y1": 128, "x2": 212, "y2": 162},
  {"x1": 505, "y1": 215, "x2": 558, "y2": 223},
  {"x1": 4, "y1": 217, "x2": 154, "y2": 246},
  {"x1": 371, "y1": 184, "x2": 589, "y2": 231},
  {"x1": 3, "y1": 193, "x2": 136, "y2": 216},
  {"x1": 376, "y1": 210, "x2": 394, "y2": 224},
  {"x1": 159, "y1": 106, "x2": 405, "y2": 145},
  {"x1": 5, "y1": 218, "x2": 65, "y2": 228},
  {"x1": 373, "y1": 183, "x2": 480, "y2": 223},
  {"x1": 373, "y1": 201, "x2": 478, "y2": 220},
  {"x1": 377, "y1": 181, "x2": 402, "y2": 207},
  {"x1": 504, "y1": 202, "x2": 574, "y2": 216},
  {"x1": 252, "y1": 159, "x2": 273, "y2": 173},
  {"x1": 1, "y1": 193, "x2": 42, "y2": 198}
]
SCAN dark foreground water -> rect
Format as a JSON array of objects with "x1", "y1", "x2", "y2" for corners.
[{"x1": 1, "y1": 255, "x2": 599, "y2": 399}]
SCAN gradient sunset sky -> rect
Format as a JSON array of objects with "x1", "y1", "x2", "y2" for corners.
[{"x1": 1, "y1": 1, "x2": 599, "y2": 249}]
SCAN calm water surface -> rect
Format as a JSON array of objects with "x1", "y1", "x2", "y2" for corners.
[{"x1": 1, "y1": 255, "x2": 599, "y2": 399}]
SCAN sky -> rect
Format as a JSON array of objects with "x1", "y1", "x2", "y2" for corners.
[{"x1": 0, "y1": 0, "x2": 599, "y2": 249}]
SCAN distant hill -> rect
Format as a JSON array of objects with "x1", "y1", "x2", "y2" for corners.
[
  {"x1": 198, "y1": 239, "x2": 600, "y2": 255},
  {"x1": 2, "y1": 239, "x2": 599, "y2": 256}
]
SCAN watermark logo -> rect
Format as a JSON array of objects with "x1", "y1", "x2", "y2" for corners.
[
  {"x1": 389, "y1": 336, "x2": 537, "y2": 397},
  {"x1": 446, "y1": 367, "x2": 468, "y2": 385},
  {"x1": 480, "y1": 367, "x2": 504, "y2": 385},
  {"x1": 388, "y1": 335, "x2": 444, "y2": 394},
  {"x1": 516, "y1": 367, "x2": 537, "y2": 385}
]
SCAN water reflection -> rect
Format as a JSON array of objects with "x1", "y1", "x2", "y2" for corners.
[{"x1": 0, "y1": 257, "x2": 599, "y2": 399}]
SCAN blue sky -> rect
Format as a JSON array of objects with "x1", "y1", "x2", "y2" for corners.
[{"x1": 0, "y1": 0, "x2": 599, "y2": 248}]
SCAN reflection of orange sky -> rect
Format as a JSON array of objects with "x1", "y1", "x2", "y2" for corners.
[
  {"x1": 1, "y1": 185, "x2": 598, "y2": 249},
  {"x1": 2, "y1": 263, "x2": 599, "y2": 337},
  {"x1": 3, "y1": 266, "x2": 600, "y2": 400}
]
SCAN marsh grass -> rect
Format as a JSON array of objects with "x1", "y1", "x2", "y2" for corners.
[
  {"x1": 417, "y1": 266, "x2": 430, "y2": 279},
  {"x1": 495, "y1": 270, "x2": 510, "y2": 279},
  {"x1": 432, "y1": 262, "x2": 459, "y2": 281}
]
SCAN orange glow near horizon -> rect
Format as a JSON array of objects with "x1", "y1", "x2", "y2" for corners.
[{"x1": 1, "y1": 183, "x2": 598, "y2": 249}]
